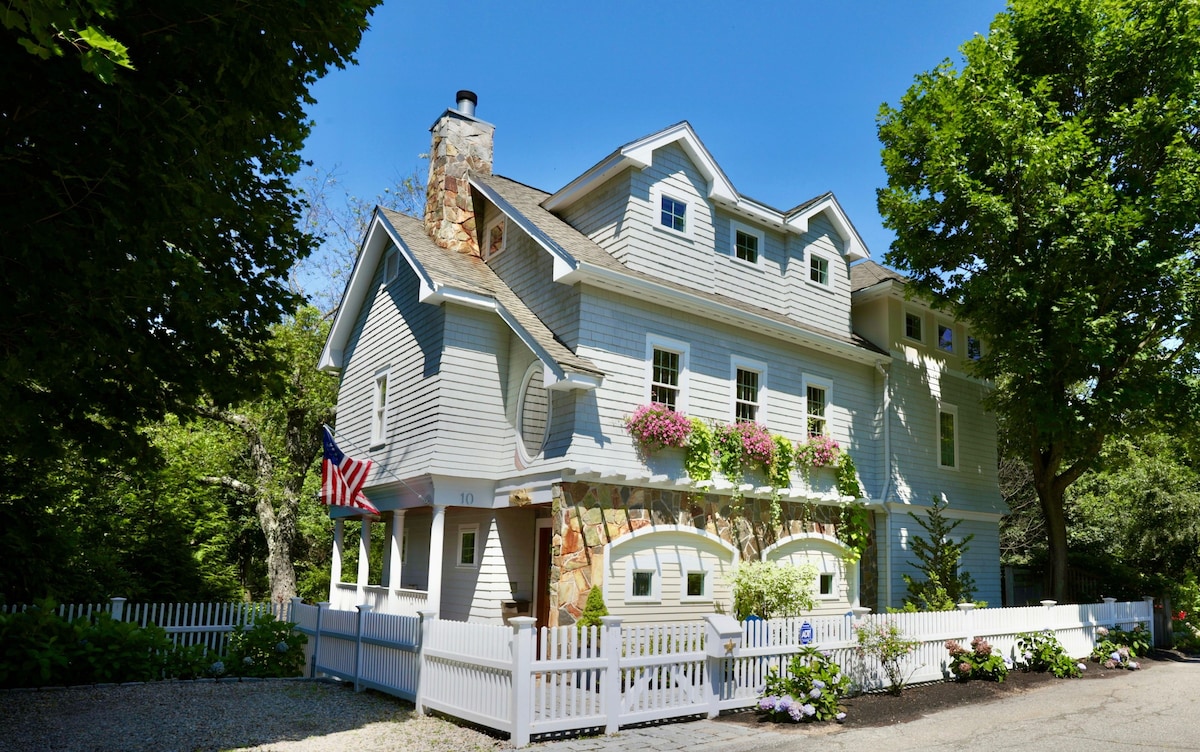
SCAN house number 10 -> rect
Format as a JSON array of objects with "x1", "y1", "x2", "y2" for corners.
[{"x1": 460, "y1": 492, "x2": 475, "y2": 505}]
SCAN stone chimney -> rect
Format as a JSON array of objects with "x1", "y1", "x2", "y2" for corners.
[{"x1": 424, "y1": 90, "x2": 494, "y2": 254}]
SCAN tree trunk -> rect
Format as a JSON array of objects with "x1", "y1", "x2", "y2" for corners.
[
  {"x1": 258, "y1": 492, "x2": 299, "y2": 604},
  {"x1": 1034, "y1": 478, "x2": 1069, "y2": 602}
]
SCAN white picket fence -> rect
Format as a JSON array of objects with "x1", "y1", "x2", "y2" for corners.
[
  {"x1": 293, "y1": 597, "x2": 1154, "y2": 747},
  {"x1": 2, "y1": 597, "x2": 291, "y2": 655}
]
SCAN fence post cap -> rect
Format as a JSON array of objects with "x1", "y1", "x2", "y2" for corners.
[
  {"x1": 598, "y1": 615, "x2": 623, "y2": 626},
  {"x1": 957, "y1": 602, "x2": 976, "y2": 612},
  {"x1": 1040, "y1": 599, "x2": 1058, "y2": 607},
  {"x1": 509, "y1": 616, "x2": 537, "y2": 630},
  {"x1": 418, "y1": 609, "x2": 439, "y2": 620},
  {"x1": 317, "y1": 601, "x2": 330, "y2": 609},
  {"x1": 356, "y1": 603, "x2": 374, "y2": 613},
  {"x1": 851, "y1": 606, "x2": 872, "y2": 617},
  {"x1": 109, "y1": 597, "x2": 128, "y2": 603},
  {"x1": 1102, "y1": 597, "x2": 1117, "y2": 604}
]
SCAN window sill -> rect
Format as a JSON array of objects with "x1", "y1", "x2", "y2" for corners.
[{"x1": 804, "y1": 279, "x2": 834, "y2": 293}]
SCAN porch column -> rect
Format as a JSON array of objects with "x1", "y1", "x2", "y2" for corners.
[
  {"x1": 385, "y1": 510, "x2": 406, "y2": 588},
  {"x1": 329, "y1": 518, "x2": 345, "y2": 602},
  {"x1": 427, "y1": 505, "x2": 447, "y2": 614},
  {"x1": 357, "y1": 518, "x2": 371, "y2": 602}
]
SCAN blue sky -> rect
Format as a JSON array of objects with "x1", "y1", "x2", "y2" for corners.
[{"x1": 300, "y1": 1, "x2": 1008, "y2": 262}]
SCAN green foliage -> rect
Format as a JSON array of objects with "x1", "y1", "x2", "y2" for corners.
[
  {"x1": 759, "y1": 647, "x2": 850, "y2": 722},
  {"x1": 854, "y1": 619, "x2": 919, "y2": 695},
  {"x1": 878, "y1": 0, "x2": 1200, "y2": 600},
  {"x1": 768, "y1": 435, "x2": 795, "y2": 489},
  {"x1": 162, "y1": 643, "x2": 213, "y2": 681},
  {"x1": 731, "y1": 561, "x2": 816, "y2": 620},
  {"x1": 576, "y1": 587, "x2": 609, "y2": 632},
  {"x1": 835, "y1": 453, "x2": 863, "y2": 498},
  {"x1": 228, "y1": 614, "x2": 307, "y2": 678},
  {"x1": 945, "y1": 637, "x2": 1008, "y2": 682},
  {"x1": 1092, "y1": 623, "x2": 1150, "y2": 669},
  {"x1": 1016, "y1": 630, "x2": 1081, "y2": 678},
  {"x1": 901, "y1": 497, "x2": 977, "y2": 611},
  {"x1": 837, "y1": 503, "x2": 872, "y2": 563},
  {"x1": 684, "y1": 418, "x2": 715, "y2": 482},
  {"x1": 1, "y1": 0, "x2": 380, "y2": 489}
]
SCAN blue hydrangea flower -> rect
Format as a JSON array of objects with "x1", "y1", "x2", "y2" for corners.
[
  {"x1": 787, "y1": 705, "x2": 804, "y2": 722},
  {"x1": 209, "y1": 660, "x2": 225, "y2": 676},
  {"x1": 836, "y1": 712, "x2": 847, "y2": 722},
  {"x1": 1110, "y1": 650, "x2": 1121, "y2": 662},
  {"x1": 276, "y1": 641, "x2": 289, "y2": 653},
  {"x1": 759, "y1": 696, "x2": 776, "y2": 712},
  {"x1": 809, "y1": 687, "x2": 822, "y2": 699},
  {"x1": 801, "y1": 703, "x2": 816, "y2": 717},
  {"x1": 812, "y1": 679, "x2": 826, "y2": 689}
]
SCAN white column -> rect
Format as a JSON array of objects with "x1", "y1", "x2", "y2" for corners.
[
  {"x1": 427, "y1": 505, "x2": 447, "y2": 614},
  {"x1": 386, "y1": 510, "x2": 406, "y2": 589},
  {"x1": 357, "y1": 518, "x2": 371, "y2": 602},
  {"x1": 330, "y1": 519, "x2": 345, "y2": 603}
]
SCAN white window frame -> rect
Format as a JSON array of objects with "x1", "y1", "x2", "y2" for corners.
[
  {"x1": 645, "y1": 334, "x2": 690, "y2": 412},
  {"x1": 730, "y1": 355, "x2": 767, "y2": 424},
  {"x1": 651, "y1": 185, "x2": 693, "y2": 239},
  {"x1": 516, "y1": 362, "x2": 550, "y2": 462},
  {"x1": 680, "y1": 558, "x2": 713, "y2": 603},
  {"x1": 807, "y1": 252, "x2": 833, "y2": 289},
  {"x1": 937, "y1": 322, "x2": 955, "y2": 354},
  {"x1": 371, "y1": 368, "x2": 390, "y2": 446},
  {"x1": 625, "y1": 555, "x2": 662, "y2": 604},
  {"x1": 484, "y1": 216, "x2": 507, "y2": 260},
  {"x1": 383, "y1": 247, "x2": 400, "y2": 285},
  {"x1": 904, "y1": 310, "x2": 924, "y2": 344},
  {"x1": 816, "y1": 571, "x2": 838, "y2": 601},
  {"x1": 937, "y1": 403, "x2": 959, "y2": 470},
  {"x1": 457, "y1": 524, "x2": 480, "y2": 569},
  {"x1": 801, "y1": 374, "x2": 833, "y2": 438},
  {"x1": 729, "y1": 220, "x2": 764, "y2": 267}
]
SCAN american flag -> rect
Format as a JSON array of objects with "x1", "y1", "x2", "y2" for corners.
[{"x1": 320, "y1": 426, "x2": 379, "y2": 516}]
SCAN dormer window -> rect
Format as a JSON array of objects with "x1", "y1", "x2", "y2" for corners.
[
  {"x1": 809, "y1": 254, "x2": 830, "y2": 287},
  {"x1": 661, "y1": 196, "x2": 687, "y2": 233},
  {"x1": 938, "y1": 324, "x2": 954, "y2": 353},
  {"x1": 383, "y1": 247, "x2": 400, "y2": 284}
]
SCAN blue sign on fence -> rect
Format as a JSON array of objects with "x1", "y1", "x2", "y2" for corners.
[{"x1": 799, "y1": 621, "x2": 814, "y2": 645}]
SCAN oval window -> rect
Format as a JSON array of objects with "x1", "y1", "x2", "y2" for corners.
[{"x1": 518, "y1": 364, "x2": 549, "y2": 458}]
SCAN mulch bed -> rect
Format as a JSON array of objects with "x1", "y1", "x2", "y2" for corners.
[{"x1": 715, "y1": 652, "x2": 1178, "y2": 731}]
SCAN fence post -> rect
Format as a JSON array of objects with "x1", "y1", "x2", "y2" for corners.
[
  {"x1": 415, "y1": 610, "x2": 438, "y2": 716},
  {"x1": 1040, "y1": 600, "x2": 1057, "y2": 631},
  {"x1": 109, "y1": 597, "x2": 127, "y2": 622},
  {"x1": 957, "y1": 602, "x2": 976, "y2": 642},
  {"x1": 600, "y1": 615, "x2": 623, "y2": 735},
  {"x1": 1143, "y1": 595, "x2": 1157, "y2": 647},
  {"x1": 509, "y1": 617, "x2": 537, "y2": 748},
  {"x1": 1102, "y1": 597, "x2": 1116, "y2": 629},
  {"x1": 312, "y1": 602, "x2": 328, "y2": 679},
  {"x1": 354, "y1": 604, "x2": 372, "y2": 692}
]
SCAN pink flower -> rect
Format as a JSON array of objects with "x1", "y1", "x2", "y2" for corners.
[{"x1": 625, "y1": 404, "x2": 692, "y2": 451}]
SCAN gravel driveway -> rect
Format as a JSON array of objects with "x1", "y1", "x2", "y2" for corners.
[{"x1": 0, "y1": 680, "x2": 508, "y2": 752}]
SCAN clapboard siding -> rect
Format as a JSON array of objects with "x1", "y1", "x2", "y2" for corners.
[
  {"x1": 788, "y1": 215, "x2": 854, "y2": 336},
  {"x1": 568, "y1": 285, "x2": 880, "y2": 493},
  {"x1": 888, "y1": 513, "x2": 1002, "y2": 608},
  {"x1": 604, "y1": 529, "x2": 736, "y2": 624},
  {"x1": 337, "y1": 247, "x2": 444, "y2": 489},
  {"x1": 558, "y1": 168, "x2": 634, "y2": 260}
]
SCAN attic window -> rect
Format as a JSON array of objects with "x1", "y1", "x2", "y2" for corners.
[
  {"x1": 660, "y1": 196, "x2": 687, "y2": 233},
  {"x1": 809, "y1": 255, "x2": 830, "y2": 287},
  {"x1": 383, "y1": 248, "x2": 400, "y2": 284},
  {"x1": 938, "y1": 324, "x2": 954, "y2": 353},
  {"x1": 735, "y1": 230, "x2": 758, "y2": 263},
  {"x1": 905, "y1": 312, "x2": 923, "y2": 342},
  {"x1": 484, "y1": 217, "x2": 506, "y2": 260}
]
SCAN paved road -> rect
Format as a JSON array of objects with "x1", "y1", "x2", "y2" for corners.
[{"x1": 531, "y1": 658, "x2": 1200, "y2": 751}]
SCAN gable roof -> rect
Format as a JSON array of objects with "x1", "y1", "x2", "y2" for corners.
[
  {"x1": 477, "y1": 174, "x2": 889, "y2": 363},
  {"x1": 542, "y1": 121, "x2": 870, "y2": 261},
  {"x1": 318, "y1": 208, "x2": 603, "y2": 388},
  {"x1": 850, "y1": 260, "x2": 908, "y2": 293}
]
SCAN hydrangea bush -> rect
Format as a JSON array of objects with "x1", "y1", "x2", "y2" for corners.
[
  {"x1": 1015, "y1": 630, "x2": 1083, "y2": 678},
  {"x1": 758, "y1": 647, "x2": 850, "y2": 723},
  {"x1": 1091, "y1": 624, "x2": 1149, "y2": 670},
  {"x1": 945, "y1": 637, "x2": 1008, "y2": 682},
  {"x1": 625, "y1": 403, "x2": 693, "y2": 452}
]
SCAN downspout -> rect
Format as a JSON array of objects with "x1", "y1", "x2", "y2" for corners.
[{"x1": 876, "y1": 362, "x2": 893, "y2": 609}]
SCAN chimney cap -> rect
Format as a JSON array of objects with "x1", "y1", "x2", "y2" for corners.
[{"x1": 456, "y1": 90, "x2": 478, "y2": 117}]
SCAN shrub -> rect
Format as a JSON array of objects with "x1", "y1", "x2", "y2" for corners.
[
  {"x1": 227, "y1": 614, "x2": 307, "y2": 678},
  {"x1": 1091, "y1": 624, "x2": 1149, "y2": 670},
  {"x1": 758, "y1": 647, "x2": 850, "y2": 723},
  {"x1": 731, "y1": 561, "x2": 815, "y2": 620},
  {"x1": 1015, "y1": 630, "x2": 1082, "y2": 678},
  {"x1": 163, "y1": 643, "x2": 213, "y2": 680},
  {"x1": 625, "y1": 403, "x2": 692, "y2": 452},
  {"x1": 900, "y1": 496, "x2": 978, "y2": 611},
  {"x1": 945, "y1": 637, "x2": 1008, "y2": 682},
  {"x1": 576, "y1": 587, "x2": 608, "y2": 632},
  {"x1": 855, "y1": 619, "x2": 919, "y2": 695}
]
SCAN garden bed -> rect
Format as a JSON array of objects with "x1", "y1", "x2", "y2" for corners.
[{"x1": 715, "y1": 653, "x2": 1166, "y2": 731}]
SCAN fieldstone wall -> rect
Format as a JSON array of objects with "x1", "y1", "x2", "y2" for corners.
[
  {"x1": 548, "y1": 481, "x2": 877, "y2": 626},
  {"x1": 424, "y1": 112, "x2": 494, "y2": 253}
]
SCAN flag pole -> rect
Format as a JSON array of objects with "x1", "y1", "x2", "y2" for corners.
[{"x1": 323, "y1": 423, "x2": 432, "y2": 505}]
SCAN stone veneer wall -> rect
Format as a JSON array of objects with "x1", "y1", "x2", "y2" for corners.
[
  {"x1": 549, "y1": 481, "x2": 878, "y2": 626},
  {"x1": 424, "y1": 112, "x2": 494, "y2": 253}
]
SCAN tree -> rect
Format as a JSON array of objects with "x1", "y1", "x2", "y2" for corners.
[
  {"x1": 877, "y1": 0, "x2": 1200, "y2": 600},
  {"x1": 1, "y1": 0, "x2": 379, "y2": 469},
  {"x1": 900, "y1": 497, "x2": 977, "y2": 611}
]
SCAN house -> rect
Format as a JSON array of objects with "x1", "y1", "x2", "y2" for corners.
[{"x1": 317, "y1": 91, "x2": 1005, "y2": 627}]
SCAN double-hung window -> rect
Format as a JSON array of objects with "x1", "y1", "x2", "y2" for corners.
[
  {"x1": 809, "y1": 254, "x2": 830, "y2": 287},
  {"x1": 967, "y1": 335, "x2": 982, "y2": 361},
  {"x1": 458, "y1": 525, "x2": 479, "y2": 568},
  {"x1": 938, "y1": 323, "x2": 955, "y2": 353},
  {"x1": 803, "y1": 375, "x2": 832, "y2": 438},
  {"x1": 905, "y1": 311, "x2": 923, "y2": 343},
  {"x1": 731, "y1": 356, "x2": 766, "y2": 423},
  {"x1": 647, "y1": 335, "x2": 688, "y2": 411}
]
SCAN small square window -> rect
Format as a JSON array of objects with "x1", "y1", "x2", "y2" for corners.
[
  {"x1": 735, "y1": 230, "x2": 758, "y2": 263},
  {"x1": 967, "y1": 336, "x2": 982, "y2": 361},
  {"x1": 818, "y1": 573, "x2": 834, "y2": 597},
  {"x1": 661, "y1": 196, "x2": 687, "y2": 233},
  {"x1": 938, "y1": 324, "x2": 954, "y2": 353},
  {"x1": 809, "y1": 255, "x2": 830, "y2": 286},
  {"x1": 905, "y1": 313, "x2": 923, "y2": 342},
  {"x1": 632, "y1": 571, "x2": 654, "y2": 598},
  {"x1": 686, "y1": 571, "x2": 706, "y2": 598}
]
